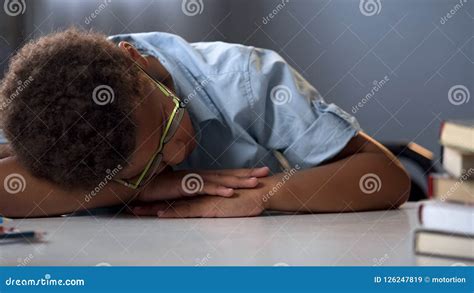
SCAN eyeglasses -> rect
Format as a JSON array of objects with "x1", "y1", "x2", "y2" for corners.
[{"x1": 114, "y1": 63, "x2": 186, "y2": 189}]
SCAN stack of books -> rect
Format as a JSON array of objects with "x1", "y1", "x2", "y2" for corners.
[{"x1": 415, "y1": 120, "x2": 474, "y2": 261}]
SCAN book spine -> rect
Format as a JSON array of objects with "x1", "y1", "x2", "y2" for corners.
[
  {"x1": 439, "y1": 120, "x2": 445, "y2": 142},
  {"x1": 427, "y1": 174, "x2": 434, "y2": 199},
  {"x1": 418, "y1": 203, "x2": 424, "y2": 225}
]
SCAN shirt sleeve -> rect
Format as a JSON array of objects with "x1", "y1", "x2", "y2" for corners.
[{"x1": 247, "y1": 47, "x2": 361, "y2": 169}]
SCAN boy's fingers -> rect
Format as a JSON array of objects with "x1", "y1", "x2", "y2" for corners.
[
  {"x1": 201, "y1": 174, "x2": 259, "y2": 189},
  {"x1": 179, "y1": 174, "x2": 260, "y2": 197},
  {"x1": 181, "y1": 182, "x2": 234, "y2": 197},
  {"x1": 201, "y1": 167, "x2": 270, "y2": 178},
  {"x1": 157, "y1": 202, "x2": 202, "y2": 218},
  {"x1": 132, "y1": 200, "x2": 208, "y2": 218},
  {"x1": 131, "y1": 202, "x2": 169, "y2": 216},
  {"x1": 178, "y1": 178, "x2": 233, "y2": 197},
  {"x1": 247, "y1": 167, "x2": 270, "y2": 178}
]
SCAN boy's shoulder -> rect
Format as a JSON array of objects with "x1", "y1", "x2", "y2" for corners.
[
  {"x1": 190, "y1": 40, "x2": 255, "y2": 74},
  {"x1": 108, "y1": 31, "x2": 256, "y2": 75}
]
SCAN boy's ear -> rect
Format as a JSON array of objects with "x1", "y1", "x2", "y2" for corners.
[{"x1": 118, "y1": 41, "x2": 149, "y2": 68}]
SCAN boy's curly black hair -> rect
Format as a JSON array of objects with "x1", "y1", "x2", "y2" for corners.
[{"x1": 0, "y1": 28, "x2": 145, "y2": 189}]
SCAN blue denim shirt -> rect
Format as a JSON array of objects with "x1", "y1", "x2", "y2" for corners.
[{"x1": 108, "y1": 32, "x2": 360, "y2": 173}]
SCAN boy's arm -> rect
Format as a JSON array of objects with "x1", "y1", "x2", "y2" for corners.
[
  {"x1": 0, "y1": 154, "x2": 269, "y2": 218},
  {"x1": 0, "y1": 156, "x2": 137, "y2": 218},
  {"x1": 264, "y1": 132, "x2": 410, "y2": 213},
  {"x1": 131, "y1": 132, "x2": 411, "y2": 217}
]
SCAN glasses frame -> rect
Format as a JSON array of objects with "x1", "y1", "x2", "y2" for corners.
[{"x1": 114, "y1": 62, "x2": 186, "y2": 189}]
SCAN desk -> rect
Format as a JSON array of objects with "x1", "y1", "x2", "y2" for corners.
[{"x1": 0, "y1": 203, "x2": 466, "y2": 266}]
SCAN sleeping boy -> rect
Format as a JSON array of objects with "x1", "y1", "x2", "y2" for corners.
[{"x1": 0, "y1": 29, "x2": 409, "y2": 218}]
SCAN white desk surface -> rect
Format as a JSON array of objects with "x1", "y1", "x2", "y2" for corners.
[{"x1": 0, "y1": 202, "x2": 468, "y2": 266}]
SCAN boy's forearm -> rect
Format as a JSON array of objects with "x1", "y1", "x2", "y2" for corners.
[
  {"x1": 263, "y1": 152, "x2": 410, "y2": 213},
  {"x1": 0, "y1": 157, "x2": 137, "y2": 218}
]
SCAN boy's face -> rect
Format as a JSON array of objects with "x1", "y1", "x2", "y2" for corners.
[{"x1": 115, "y1": 42, "x2": 196, "y2": 182}]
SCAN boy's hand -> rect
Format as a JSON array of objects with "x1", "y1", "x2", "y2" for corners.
[
  {"x1": 132, "y1": 186, "x2": 268, "y2": 218},
  {"x1": 138, "y1": 167, "x2": 270, "y2": 202}
]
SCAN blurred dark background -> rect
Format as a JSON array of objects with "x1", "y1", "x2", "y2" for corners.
[{"x1": 0, "y1": 0, "x2": 473, "y2": 191}]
